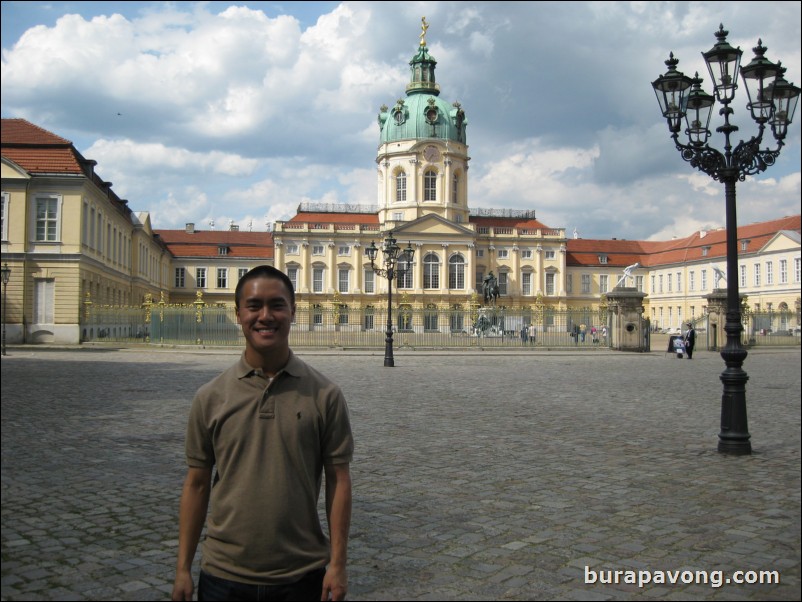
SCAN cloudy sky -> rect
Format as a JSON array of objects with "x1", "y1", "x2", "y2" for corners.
[{"x1": 2, "y1": 1, "x2": 800, "y2": 241}]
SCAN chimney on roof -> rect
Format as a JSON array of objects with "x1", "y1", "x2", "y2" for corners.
[
  {"x1": 185, "y1": 223, "x2": 195, "y2": 233},
  {"x1": 230, "y1": 224, "x2": 240, "y2": 231}
]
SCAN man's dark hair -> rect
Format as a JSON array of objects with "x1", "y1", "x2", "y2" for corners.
[{"x1": 235, "y1": 265, "x2": 295, "y2": 308}]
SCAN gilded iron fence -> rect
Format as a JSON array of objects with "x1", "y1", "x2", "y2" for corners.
[
  {"x1": 80, "y1": 301, "x2": 800, "y2": 349},
  {"x1": 81, "y1": 300, "x2": 612, "y2": 349}
]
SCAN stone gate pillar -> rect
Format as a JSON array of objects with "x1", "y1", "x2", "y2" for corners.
[
  {"x1": 705, "y1": 289, "x2": 746, "y2": 351},
  {"x1": 606, "y1": 286, "x2": 648, "y2": 352}
]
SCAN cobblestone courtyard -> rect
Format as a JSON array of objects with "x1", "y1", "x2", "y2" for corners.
[{"x1": 2, "y1": 347, "x2": 800, "y2": 600}]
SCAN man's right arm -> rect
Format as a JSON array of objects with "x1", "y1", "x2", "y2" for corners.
[{"x1": 172, "y1": 466, "x2": 212, "y2": 601}]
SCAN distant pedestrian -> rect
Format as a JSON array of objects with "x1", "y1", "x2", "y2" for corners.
[
  {"x1": 683, "y1": 323, "x2": 696, "y2": 359},
  {"x1": 520, "y1": 325, "x2": 528, "y2": 345},
  {"x1": 528, "y1": 323, "x2": 537, "y2": 346}
]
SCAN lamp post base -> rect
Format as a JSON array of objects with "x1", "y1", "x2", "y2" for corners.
[{"x1": 384, "y1": 330, "x2": 394, "y2": 367}]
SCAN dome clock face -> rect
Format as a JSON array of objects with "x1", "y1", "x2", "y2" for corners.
[{"x1": 423, "y1": 145, "x2": 440, "y2": 162}]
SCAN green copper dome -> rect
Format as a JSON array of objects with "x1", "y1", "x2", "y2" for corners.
[{"x1": 378, "y1": 20, "x2": 467, "y2": 145}]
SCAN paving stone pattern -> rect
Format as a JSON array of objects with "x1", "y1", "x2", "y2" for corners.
[{"x1": 2, "y1": 347, "x2": 800, "y2": 600}]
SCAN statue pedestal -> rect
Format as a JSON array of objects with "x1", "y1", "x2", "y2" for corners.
[{"x1": 607, "y1": 286, "x2": 648, "y2": 352}]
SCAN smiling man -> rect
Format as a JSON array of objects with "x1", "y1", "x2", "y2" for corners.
[{"x1": 172, "y1": 265, "x2": 354, "y2": 601}]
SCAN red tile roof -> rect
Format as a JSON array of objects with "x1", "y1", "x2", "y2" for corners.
[
  {"x1": 1, "y1": 118, "x2": 72, "y2": 145},
  {"x1": 155, "y1": 229, "x2": 274, "y2": 259},
  {"x1": 1, "y1": 146, "x2": 85, "y2": 174},
  {"x1": 288, "y1": 211, "x2": 379, "y2": 225},
  {"x1": 566, "y1": 215, "x2": 801, "y2": 268},
  {"x1": 1, "y1": 118, "x2": 86, "y2": 174},
  {"x1": 470, "y1": 217, "x2": 553, "y2": 230}
]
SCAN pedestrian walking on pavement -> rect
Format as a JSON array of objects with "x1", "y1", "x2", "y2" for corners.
[
  {"x1": 172, "y1": 265, "x2": 354, "y2": 602},
  {"x1": 683, "y1": 323, "x2": 696, "y2": 359}
]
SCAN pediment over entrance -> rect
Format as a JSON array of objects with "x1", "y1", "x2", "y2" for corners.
[{"x1": 391, "y1": 213, "x2": 475, "y2": 238}]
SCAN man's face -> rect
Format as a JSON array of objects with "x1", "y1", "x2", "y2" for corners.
[{"x1": 235, "y1": 276, "x2": 296, "y2": 357}]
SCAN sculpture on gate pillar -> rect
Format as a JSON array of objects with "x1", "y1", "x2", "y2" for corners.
[{"x1": 615, "y1": 263, "x2": 640, "y2": 288}]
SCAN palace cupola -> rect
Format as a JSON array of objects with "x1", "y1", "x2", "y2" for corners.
[{"x1": 376, "y1": 18, "x2": 470, "y2": 226}]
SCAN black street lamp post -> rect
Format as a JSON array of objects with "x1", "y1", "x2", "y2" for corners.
[
  {"x1": 652, "y1": 25, "x2": 800, "y2": 455},
  {"x1": 1, "y1": 263, "x2": 10, "y2": 356},
  {"x1": 366, "y1": 232, "x2": 415, "y2": 367}
]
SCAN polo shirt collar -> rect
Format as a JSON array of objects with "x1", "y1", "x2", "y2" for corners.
[{"x1": 236, "y1": 350, "x2": 305, "y2": 380}]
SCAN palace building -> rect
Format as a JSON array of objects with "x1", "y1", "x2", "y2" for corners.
[{"x1": 1, "y1": 21, "x2": 800, "y2": 345}]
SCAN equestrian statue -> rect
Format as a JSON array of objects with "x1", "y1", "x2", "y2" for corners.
[{"x1": 482, "y1": 271, "x2": 500, "y2": 305}]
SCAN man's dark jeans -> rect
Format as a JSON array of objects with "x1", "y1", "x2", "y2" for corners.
[{"x1": 198, "y1": 568, "x2": 326, "y2": 601}]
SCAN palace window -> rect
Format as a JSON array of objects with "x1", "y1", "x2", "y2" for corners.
[
  {"x1": 521, "y1": 272, "x2": 532, "y2": 296},
  {"x1": 217, "y1": 268, "x2": 227, "y2": 289},
  {"x1": 424, "y1": 304, "x2": 438, "y2": 332},
  {"x1": 397, "y1": 259, "x2": 413, "y2": 289},
  {"x1": 498, "y1": 272, "x2": 508, "y2": 296},
  {"x1": 423, "y1": 253, "x2": 440, "y2": 289},
  {"x1": 450, "y1": 304, "x2": 464, "y2": 332},
  {"x1": 449, "y1": 254, "x2": 465, "y2": 289},
  {"x1": 1, "y1": 192, "x2": 9, "y2": 241},
  {"x1": 313, "y1": 268, "x2": 324, "y2": 293},
  {"x1": 424, "y1": 169, "x2": 437, "y2": 201},
  {"x1": 338, "y1": 268, "x2": 349, "y2": 293},
  {"x1": 35, "y1": 196, "x2": 60, "y2": 242},
  {"x1": 364, "y1": 269, "x2": 375, "y2": 293},
  {"x1": 396, "y1": 171, "x2": 407, "y2": 202},
  {"x1": 175, "y1": 267, "x2": 185, "y2": 288},
  {"x1": 286, "y1": 267, "x2": 298, "y2": 291},
  {"x1": 545, "y1": 273, "x2": 555, "y2": 295},
  {"x1": 196, "y1": 267, "x2": 207, "y2": 288}
]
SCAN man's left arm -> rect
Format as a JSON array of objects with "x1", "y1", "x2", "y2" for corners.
[{"x1": 322, "y1": 462, "x2": 352, "y2": 601}]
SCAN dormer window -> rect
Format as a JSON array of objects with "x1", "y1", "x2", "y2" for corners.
[
  {"x1": 599, "y1": 254, "x2": 608, "y2": 264},
  {"x1": 218, "y1": 246, "x2": 229, "y2": 256},
  {"x1": 702, "y1": 246, "x2": 710, "y2": 257},
  {"x1": 740, "y1": 239, "x2": 750, "y2": 251}
]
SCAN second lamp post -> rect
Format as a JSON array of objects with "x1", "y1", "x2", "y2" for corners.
[{"x1": 366, "y1": 232, "x2": 415, "y2": 367}]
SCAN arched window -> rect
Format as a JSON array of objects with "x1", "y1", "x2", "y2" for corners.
[
  {"x1": 448, "y1": 254, "x2": 465, "y2": 289},
  {"x1": 452, "y1": 174, "x2": 459, "y2": 203},
  {"x1": 423, "y1": 253, "x2": 440, "y2": 289},
  {"x1": 424, "y1": 170, "x2": 437, "y2": 201},
  {"x1": 396, "y1": 171, "x2": 407, "y2": 203}
]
